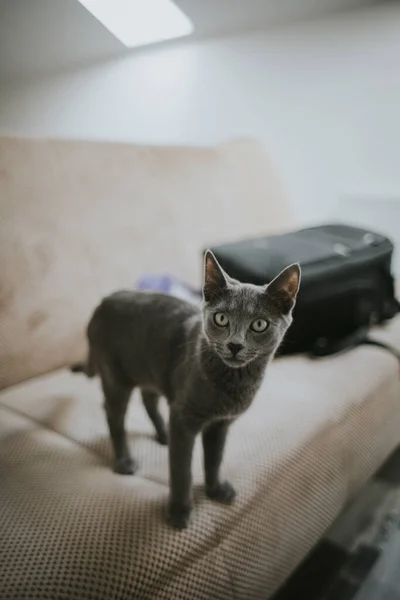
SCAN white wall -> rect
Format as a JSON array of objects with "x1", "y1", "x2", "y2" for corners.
[{"x1": 1, "y1": 4, "x2": 399, "y2": 226}]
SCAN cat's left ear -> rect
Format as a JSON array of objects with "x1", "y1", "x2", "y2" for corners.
[
  {"x1": 266, "y1": 263, "x2": 301, "y2": 314},
  {"x1": 203, "y1": 250, "x2": 229, "y2": 301}
]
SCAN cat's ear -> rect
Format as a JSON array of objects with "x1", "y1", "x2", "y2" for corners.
[
  {"x1": 203, "y1": 250, "x2": 229, "y2": 301},
  {"x1": 266, "y1": 263, "x2": 301, "y2": 313}
]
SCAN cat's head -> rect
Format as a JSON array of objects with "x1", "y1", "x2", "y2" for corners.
[{"x1": 202, "y1": 250, "x2": 300, "y2": 368}]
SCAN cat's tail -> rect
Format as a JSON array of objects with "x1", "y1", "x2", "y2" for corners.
[{"x1": 70, "y1": 347, "x2": 96, "y2": 378}]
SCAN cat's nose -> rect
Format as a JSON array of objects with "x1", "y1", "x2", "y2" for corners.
[{"x1": 228, "y1": 343, "x2": 244, "y2": 357}]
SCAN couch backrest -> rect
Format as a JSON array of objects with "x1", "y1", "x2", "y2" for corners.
[{"x1": 0, "y1": 137, "x2": 294, "y2": 389}]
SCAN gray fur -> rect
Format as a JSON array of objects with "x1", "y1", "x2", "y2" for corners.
[{"x1": 73, "y1": 251, "x2": 300, "y2": 529}]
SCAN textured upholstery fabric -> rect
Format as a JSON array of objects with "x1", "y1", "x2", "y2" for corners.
[
  {"x1": 1, "y1": 317, "x2": 400, "y2": 599},
  {"x1": 0, "y1": 137, "x2": 293, "y2": 389}
]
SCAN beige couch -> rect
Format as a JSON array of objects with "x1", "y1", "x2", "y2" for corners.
[{"x1": 1, "y1": 137, "x2": 400, "y2": 600}]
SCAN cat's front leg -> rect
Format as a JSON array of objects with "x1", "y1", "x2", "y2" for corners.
[
  {"x1": 167, "y1": 410, "x2": 196, "y2": 530},
  {"x1": 203, "y1": 419, "x2": 236, "y2": 504}
]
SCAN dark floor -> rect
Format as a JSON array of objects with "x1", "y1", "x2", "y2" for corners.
[{"x1": 272, "y1": 447, "x2": 400, "y2": 600}]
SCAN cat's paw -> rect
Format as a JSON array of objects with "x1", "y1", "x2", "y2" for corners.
[
  {"x1": 156, "y1": 430, "x2": 168, "y2": 446},
  {"x1": 206, "y1": 481, "x2": 236, "y2": 504},
  {"x1": 114, "y1": 456, "x2": 138, "y2": 475},
  {"x1": 167, "y1": 503, "x2": 192, "y2": 530}
]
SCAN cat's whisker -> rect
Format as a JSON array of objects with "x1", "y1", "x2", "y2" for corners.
[{"x1": 176, "y1": 345, "x2": 209, "y2": 370}]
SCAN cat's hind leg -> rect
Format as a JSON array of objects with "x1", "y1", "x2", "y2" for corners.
[
  {"x1": 141, "y1": 389, "x2": 168, "y2": 445},
  {"x1": 100, "y1": 364, "x2": 137, "y2": 475}
]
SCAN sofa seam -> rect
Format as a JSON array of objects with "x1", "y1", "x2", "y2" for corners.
[{"x1": 0, "y1": 400, "x2": 168, "y2": 488}]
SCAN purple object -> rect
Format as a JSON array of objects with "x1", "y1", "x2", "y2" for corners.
[{"x1": 137, "y1": 274, "x2": 201, "y2": 305}]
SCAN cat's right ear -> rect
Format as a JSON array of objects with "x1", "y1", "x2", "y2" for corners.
[{"x1": 203, "y1": 250, "x2": 229, "y2": 302}]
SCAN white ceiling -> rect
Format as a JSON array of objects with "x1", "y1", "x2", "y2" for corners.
[{"x1": 0, "y1": 0, "x2": 379, "y2": 84}]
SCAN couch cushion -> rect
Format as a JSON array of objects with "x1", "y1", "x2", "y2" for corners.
[
  {"x1": 1, "y1": 318, "x2": 400, "y2": 599},
  {"x1": 0, "y1": 137, "x2": 294, "y2": 389}
]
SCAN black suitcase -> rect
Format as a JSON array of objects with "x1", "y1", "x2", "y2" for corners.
[{"x1": 209, "y1": 224, "x2": 400, "y2": 357}]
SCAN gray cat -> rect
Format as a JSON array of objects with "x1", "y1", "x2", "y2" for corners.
[{"x1": 72, "y1": 251, "x2": 300, "y2": 529}]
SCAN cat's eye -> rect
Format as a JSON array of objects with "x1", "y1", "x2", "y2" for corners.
[
  {"x1": 214, "y1": 312, "x2": 229, "y2": 327},
  {"x1": 251, "y1": 318, "x2": 269, "y2": 333}
]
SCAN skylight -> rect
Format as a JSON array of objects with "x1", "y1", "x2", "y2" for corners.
[{"x1": 78, "y1": 0, "x2": 194, "y2": 48}]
